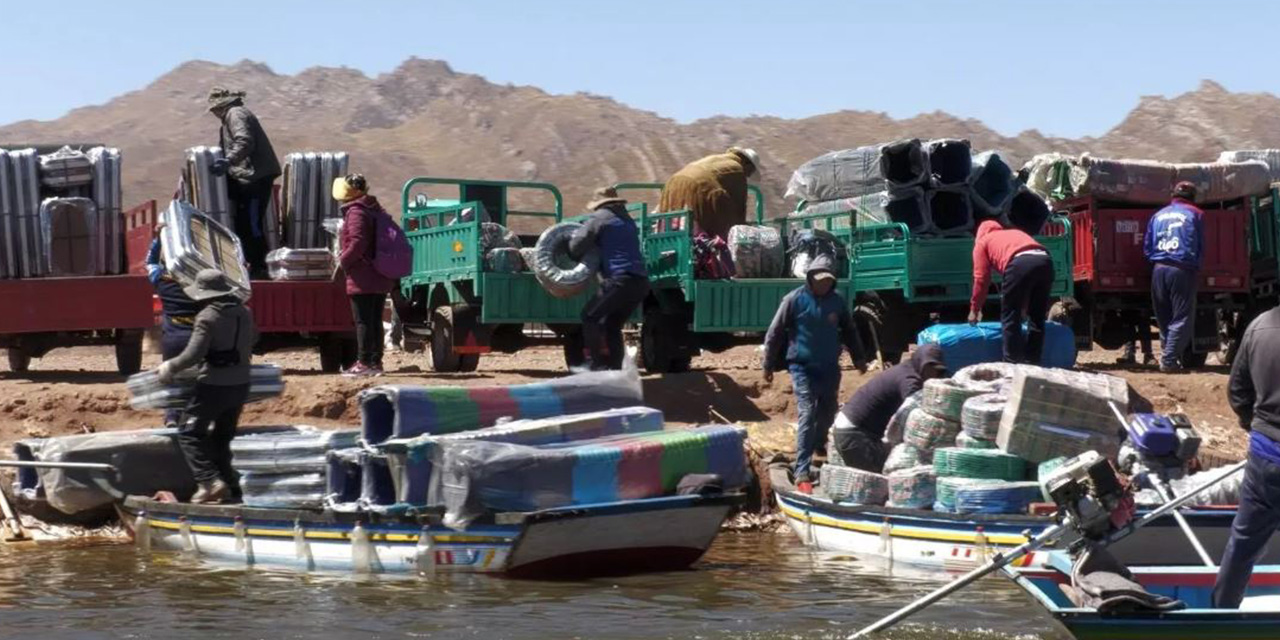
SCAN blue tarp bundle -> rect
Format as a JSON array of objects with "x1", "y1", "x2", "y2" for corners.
[{"x1": 917, "y1": 321, "x2": 1076, "y2": 371}]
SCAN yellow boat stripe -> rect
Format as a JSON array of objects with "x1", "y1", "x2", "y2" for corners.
[
  {"x1": 482, "y1": 549, "x2": 496, "y2": 569},
  {"x1": 779, "y1": 503, "x2": 1030, "y2": 545},
  {"x1": 144, "y1": 519, "x2": 509, "y2": 544}
]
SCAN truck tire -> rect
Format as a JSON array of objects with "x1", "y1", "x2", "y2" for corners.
[
  {"x1": 562, "y1": 328, "x2": 586, "y2": 370},
  {"x1": 115, "y1": 335, "x2": 143, "y2": 376},
  {"x1": 640, "y1": 310, "x2": 691, "y2": 374},
  {"x1": 431, "y1": 306, "x2": 480, "y2": 373},
  {"x1": 6, "y1": 348, "x2": 30, "y2": 373}
]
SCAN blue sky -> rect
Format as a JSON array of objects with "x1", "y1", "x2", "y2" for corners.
[{"x1": 4, "y1": 0, "x2": 1278, "y2": 138}]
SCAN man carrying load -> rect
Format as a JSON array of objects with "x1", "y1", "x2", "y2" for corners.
[
  {"x1": 1145, "y1": 181, "x2": 1205, "y2": 373},
  {"x1": 969, "y1": 220, "x2": 1055, "y2": 365},
  {"x1": 207, "y1": 87, "x2": 282, "y2": 279},
  {"x1": 568, "y1": 187, "x2": 650, "y2": 371},
  {"x1": 658, "y1": 147, "x2": 760, "y2": 239}
]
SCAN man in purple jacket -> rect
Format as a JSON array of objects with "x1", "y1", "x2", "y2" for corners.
[{"x1": 1144, "y1": 181, "x2": 1205, "y2": 373}]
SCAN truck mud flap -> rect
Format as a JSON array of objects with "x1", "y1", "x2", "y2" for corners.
[{"x1": 451, "y1": 304, "x2": 492, "y2": 354}]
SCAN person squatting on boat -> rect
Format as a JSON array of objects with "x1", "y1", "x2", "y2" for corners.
[
  {"x1": 763, "y1": 254, "x2": 868, "y2": 490},
  {"x1": 657, "y1": 147, "x2": 760, "y2": 239},
  {"x1": 832, "y1": 344, "x2": 948, "y2": 472},
  {"x1": 1145, "y1": 181, "x2": 1205, "y2": 373},
  {"x1": 568, "y1": 187, "x2": 650, "y2": 371},
  {"x1": 145, "y1": 222, "x2": 200, "y2": 429},
  {"x1": 969, "y1": 219, "x2": 1055, "y2": 365},
  {"x1": 206, "y1": 86, "x2": 281, "y2": 279},
  {"x1": 157, "y1": 269, "x2": 258, "y2": 504},
  {"x1": 1214, "y1": 304, "x2": 1280, "y2": 608}
]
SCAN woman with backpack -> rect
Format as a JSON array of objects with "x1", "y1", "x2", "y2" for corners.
[{"x1": 334, "y1": 173, "x2": 409, "y2": 377}]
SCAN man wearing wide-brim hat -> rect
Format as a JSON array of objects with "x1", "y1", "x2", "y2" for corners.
[
  {"x1": 157, "y1": 268, "x2": 258, "y2": 504},
  {"x1": 566, "y1": 187, "x2": 649, "y2": 370},
  {"x1": 206, "y1": 86, "x2": 281, "y2": 279}
]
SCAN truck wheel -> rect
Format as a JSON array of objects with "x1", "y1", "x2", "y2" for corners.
[
  {"x1": 431, "y1": 307, "x2": 480, "y2": 373},
  {"x1": 6, "y1": 349, "x2": 30, "y2": 373},
  {"x1": 640, "y1": 310, "x2": 691, "y2": 374},
  {"x1": 856, "y1": 303, "x2": 902, "y2": 366},
  {"x1": 115, "y1": 335, "x2": 144, "y2": 376},
  {"x1": 319, "y1": 337, "x2": 344, "y2": 373}
]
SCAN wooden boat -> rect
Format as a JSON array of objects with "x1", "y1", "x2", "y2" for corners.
[
  {"x1": 1005, "y1": 551, "x2": 1280, "y2": 640},
  {"x1": 119, "y1": 492, "x2": 740, "y2": 578},
  {"x1": 769, "y1": 463, "x2": 1278, "y2": 572}
]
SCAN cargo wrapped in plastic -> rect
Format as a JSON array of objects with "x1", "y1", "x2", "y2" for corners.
[
  {"x1": 480, "y1": 222, "x2": 521, "y2": 253},
  {"x1": 961, "y1": 393, "x2": 1006, "y2": 440},
  {"x1": 996, "y1": 368, "x2": 1128, "y2": 463},
  {"x1": 182, "y1": 146, "x2": 232, "y2": 229},
  {"x1": 788, "y1": 228, "x2": 849, "y2": 278},
  {"x1": 902, "y1": 408, "x2": 960, "y2": 451},
  {"x1": 126, "y1": 364, "x2": 285, "y2": 410},
  {"x1": 231, "y1": 427, "x2": 361, "y2": 474},
  {"x1": 0, "y1": 148, "x2": 47, "y2": 278},
  {"x1": 793, "y1": 194, "x2": 888, "y2": 227},
  {"x1": 881, "y1": 139, "x2": 930, "y2": 189},
  {"x1": 882, "y1": 442, "x2": 930, "y2": 474},
  {"x1": 1134, "y1": 465, "x2": 1243, "y2": 507},
  {"x1": 1172, "y1": 160, "x2": 1271, "y2": 203},
  {"x1": 437, "y1": 425, "x2": 748, "y2": 529},
  {"x1": 241, "y1": 472, "x2": 328, "y2": 509},
  {"x1": 969, "y1": 151, "x2": 1017, "y2": 217},
  {"x1": 932, "y1": 447, "x2": 1027, "y2": 481},
  {"x1": 1076, "y1": 155, "x2": 1175, "y2": 205},
  {"x1": 882, "y1": 391, "x2": 922, "y2": 445},
  {"x1": 952, "y1": 362, "x2": 1017, "y2": 390},
  {"x1": 1219, "y1": 149, "x2": 1280, "y2": 182},
  {"x1": 484, "y1": 247, "x2": 525, "y2": 273},
  {"x1": 160, "y1": 199, "x2": 252, "y2": 300},
  {"x1": 38, "y1": 146, "x2": 94, "y2": 189},
  {"x1": 927, "y1": 186, "x2": 974, "y2": 236},
  {"x1": 821, "y1": 464, "x2": 888, "y2": 505},
  {"x1": 361, "y1": 450, "x2": 397, "y2": 507},
  {"x1": 1006, "y1": 187, "x2": 1052, "y2": 236},
  {"x1": 934, "y1": 476, "x2": 983, "y2": 512},
  {"x1": 916, "y1": 321, "x2": 1076, "y2": 371},
  {"x1": 726, "y1": 225, "x2": 784, "y2": 278},
  {"x1": 325, "y1": 448, "x2": 363, "y2": 505},
  {"x1": 926, "y1": 139, "x2": 971, "y2": 186},
  {"x1": 955, "y1": 432, "x2": 997, "y2": 450},
  {"x1": 39, "y1": 198, "x2": 98, "y2": 276},
  {"x1": 785, "y1": 145, "x2": 888, "y2": 202},
  {"x1": 85, "y1": 147, "x2": 124, "y2": 275},
  {"x1": 360, "y1": 363, "x2": 643, "y2": 445},
  {"x1": 379, "y1": 407, "x2": 664, "y2": 506},
  {"x1": 921, "y1": 378, "x2": 990, "y2": 422},
  {"x1": 529, "y1": 222, "x2": 598, "y2": 298},
  {"x1": 887, "y1": 465, "x2": 936, "y2": 509},
  {"x1": 281, "y1": 152, "x2": 349, "y2": 250},
  {"x1": 1023, "y1": 153, "x2": 1084, "y2": 201},
  {"x1": 953, "y1": 480, "x2": 1041, "y2": 515},
  {"x1": 265, "y1": 247, "x2": 334, "y2": 281}
]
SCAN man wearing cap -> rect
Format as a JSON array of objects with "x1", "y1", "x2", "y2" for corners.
[
  {"x1": 1145, "y1": 181, "x2": 1206, "y2": 373},
  {"x1": 763, "y1": 255, "x2": 869, "y2": 491},
  {"x1": 969, "y1": 220, "x2": 1056, "y2": 365},
  {"x1": 568, "y1": 187, "x2": 649, "y2": 370},
  {"x1": 658, "y1": 147, "x2": 760, "y2": 239},
  {"x1": 157, "y1": 268, "x2": 257, "y2": 504},
  {"x1": 207, "y1": 87, "x2": 281, "y2": 278}
]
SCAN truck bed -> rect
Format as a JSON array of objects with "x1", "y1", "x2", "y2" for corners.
[{"x1": 0, "y1": 275, "x2": 154, "y2": 334}]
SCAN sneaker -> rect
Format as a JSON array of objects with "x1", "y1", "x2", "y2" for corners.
[
  {"x1": 1115, "y1": 353, "x2": 1136, "y2": 366},
  {"x1": 342, "y1": 363, "x2": 383, "y2": 378},
  {"x1": 797, "y1": 481, "x2": 814, "y2": 495},
  {"x1": 191, "y1": 480, "x2": 230, "y2": 504},
  {"x1": 1141, "y1": 353, "x2": 1155, "y2": 366},
  {"x1": 1159, "y1": 363, "x2": 1186, "y2": 374}
]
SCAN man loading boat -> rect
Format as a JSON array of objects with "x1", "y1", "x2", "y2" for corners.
[{"x1": 831, "y1": 344, "x2": 947, "y2": 472}]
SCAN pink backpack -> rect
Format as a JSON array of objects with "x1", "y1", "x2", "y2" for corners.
[{"x1": 371, "y1": 207, "x2": 412, "y2": 279}]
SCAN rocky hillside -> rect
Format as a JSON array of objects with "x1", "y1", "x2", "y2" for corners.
[{"x1": 1, "y1": 61, "x2": 1276, "y2": 217}]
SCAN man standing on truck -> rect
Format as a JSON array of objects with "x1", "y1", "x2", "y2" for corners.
[
  {"x1": 568, "y1": 187, "x2": 650, "y2": 371},
  {"x1": 146, "y1": 222, "x2": 201, "y2": 429},
  {"x1": 1145, "y1": 181, "x2": 1205, "y2": 373},
  {"x1": 969, "y1": 220, "x2": 1055, "y2": 365},
  {"x1": 207, "y1": 87, "x2": 281, "y2": 279},
  {"x1": 831, "y1": 344, "x2": 947, "y2": 472},
  {"x1": 1214, "y1": 304, "x2": 1280, "y2": 608},
  {"x1": 658, "y1": 147, "x2": 760, "y2": 239},
  {"x1": 157, "y1": 269, "x2": 257, "y2": 504},
  {"x1": 763, "y1": 255, "x2": 869, "y2": 492}
]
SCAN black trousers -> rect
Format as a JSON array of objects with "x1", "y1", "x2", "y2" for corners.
[
  {"x1": 177, "y1": 382, "x2": 249, "y2": 488},
  {"x1": 1000, "y1": 253, "x2": 1055, "y2": 364},
  {"x1": 834, "y1": 427, "x2": 887, "y2": 473},
  {"x1": 581, "y1": 274, "x2": 649, "y2": 370},
  {"x1": 228, "y1": 179, "x2": 274, "y2": 276},
  {"x1": 1214, "y1": 452, "x2": 1280, "y2": 608},
  {"x1": 350, "y1": 293, "x2": 387, "y2": 367}
]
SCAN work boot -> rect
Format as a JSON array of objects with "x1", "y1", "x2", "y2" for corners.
[
  {"x1": 1116, "y1": 344, "x2": 1137, "y2": 365},
  {"x1": 191, "y1": 480, "x2": 230, "y2": 504},
  {"x1": 1141, "y1": 353, "x2": 1155, "y2": 366},
  {"x1": 1159, "y1": 363, "x2": 1186, "y2": 374}
]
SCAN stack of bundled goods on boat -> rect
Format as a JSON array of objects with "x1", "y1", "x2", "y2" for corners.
[
  {"x1": 820, "y1": 464, "x2": 888, "y2": 505},
  {"x1": 886, "y1": 465, "x2": 936, "y2": 509},
  {"x1": 126, "y1": 364, "x2": 285, "y2": 410},
  {"x1": 880, "y1": 390, "x2": 922, "y2": 447},
  {"x1": 529, "y1": 221, "x2": 598, "y2": 298},
  {"x1": 917, "y1": 322, "x2": 1077, "y2": 371},
  {"x1": 159, "y1": 200, "x2": 252, "y2": 299},
  {"x1": 230, "y1": 427, "x2": 360, "y2": 508},
  {"x1": 0, "y1": 145, "x2": 125, "y2": 279},
  {"x1": 265, "y1": 247, "x2": 335, "y2": 281},
  {"x1": 951, "y1": 480, "x2": 1042, "y2": 515},
  {"x1": 996, "y1": 367, "x2": 1128, "y2": 463},
  {"x1": 934, "y1": 476, "x2": 982, "y2": 512},
  {"x1": 726, "y1": 224, "x2": 784, "y2": 278},
  {"x1": 480, "y1": 222, "x2": 524, "y2": 273},
  {"x1": 1022, "y1": 152, "x2": 1273, "y2": 205},
  {"x1": 279, "y1": 151, "x2": 349, "y2": 250},
  {"x1": 959, "y1": 393, "x2": 1006, "y2": 449}
]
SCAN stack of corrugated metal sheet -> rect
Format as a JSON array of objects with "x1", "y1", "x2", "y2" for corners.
[
  {"x1": 159, "y1": 199, "x2": 251, "y2": 299},
  {"x1": 86, "y1": 147, "x2": 123, "y2": 275},
  {"x1": 39, "y1": 198, "x2": 98, "y2": 276},
  {"x1": 0, "y1": 149, "x2": 47, "y2": 278},
  {"x1": 182, "y1": 146, "x2": 232, "y2": 229},
  {"x1": 265, "y1": 247, "x2": 334, "y2": 280},
  {"x1": 281, "y1": 152, "x2": 348, "y2": 249},
  {"x1": 38, "y1": 146, "x2": 94, "y2": 190},
  {"x1": 125, "y1": 364, "x2": 284, "y2": 410}
]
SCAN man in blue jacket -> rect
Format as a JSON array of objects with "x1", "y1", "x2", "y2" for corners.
[
  {"x1": 763, "y1": 255, "x2": 868, "y2": 490},
  {"x1": 146, "y1": 223, "x2": 201, "y2": 428},
  {"x1": 569, "y1": 187, "x2": 649, "y2": 371},
  {"x1": 1144, "y1": 181, "x2": 1205, "y2": 373}
]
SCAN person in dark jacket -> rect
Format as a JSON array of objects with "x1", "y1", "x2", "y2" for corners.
[
  {"x1": 1145, "y1": 181, "x2": 1205, "y2": 373},
  {"x1": 1214, "y1": 306, "x2": 1280, "y2": 608},
  {"x1": 335, "y1": 174, "x2": 396, "y2": 378},
  {"x1": 157, "y1": 269, "x2": 257, "y2": 504},
  {"x1": 969, "y1": 219, "x2": 1055, "y2": 364},
  {"x1": 208, "y1": 87, "x2": 281, "y2": 279},
  {"x1": 833, "y1": 344, "x2": 948, "y2": 472},
  {"x1": 568, "y1": 187, "x2": 649, "y2": 371},
  {"x1": 658, "y1": 148, "x2": 760, "y2": 238},
  {"x1": 763, "y1": 256, "x2": 868, "y2": 488},
  {"x1": 146, "y1": 222, "x2": 201, "y2": 429}
]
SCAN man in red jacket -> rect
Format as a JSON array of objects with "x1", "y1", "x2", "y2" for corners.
[{"x1": 969, "y1": 220, "x2": 1055, "y2": 364}]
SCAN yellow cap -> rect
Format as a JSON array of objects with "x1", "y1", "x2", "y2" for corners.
[{"x1": 332, "y1": 177, "x2": 365, "y2": 203}]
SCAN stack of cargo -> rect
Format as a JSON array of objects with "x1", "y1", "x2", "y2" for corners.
[
  {"x1": 40, "y1": 198, "x2": 99, "y2": 276},
  {"x1": 996, "y1": 367, "x2": 1128, "y2": 463},
  {"x1": 265, "y1": 247, "x2": 334, "y2": 281},
  {"x1": 230, "y1": 428, "x2": 360, "y2": 508},
  {"x1": 726, "y1": 225, "x2": 785, "y2": 278},
  {"x1": 126, "y1": 364, "x2": 285, "y2": 410},
  {"x1": 1022, "y1": 152, "x2": 1273, "y2": 207},
  {"x1": 916, "y1": 321, "x2": 1077, "y2": 371},
  {"x1": 280, "y1": 152, "x2": 348, "y2": 250},
  {"x1": 182, "y1": 146, "x2": 233, "y2": 230}
]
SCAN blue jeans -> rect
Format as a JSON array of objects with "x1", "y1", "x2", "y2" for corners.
[
  {"x1": 1152, "y1": 262, "x2": 1197, "y2": 368},
  {"x1": 790, "y1": 365, "x2": 841, "y2": 481},
  {"x1": 161, "y1": 326, "x2": 193, "y2": 427},
  {"x1": 1213, "y1": 452, "x2": 1280, "y2": 608}
]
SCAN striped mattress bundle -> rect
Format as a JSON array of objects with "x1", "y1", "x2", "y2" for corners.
[
  {"x1": 438, "y1": 425, "x2": 748, "y2": 529},
  {"x1": 265, "y1": 247, "x2": 334, "y2": 281},
  {"x1": 281, "y1": 152, "x2": 348, "y2": 250},
  {"x1": 932, "y1": 447, "x2": 1027, "y2": 482},
  {"x1": 126, "y1": 364, "x2": 285, "y2": 410},
  {"x1": 887, "y1": 465, "x2": 936, "y2": 509}
]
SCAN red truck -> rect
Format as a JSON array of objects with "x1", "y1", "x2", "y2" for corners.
[{"x1": 1056, "y1": 196, "x2": 1252, "y2": 366}]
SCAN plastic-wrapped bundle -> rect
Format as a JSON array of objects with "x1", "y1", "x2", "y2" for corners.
[
  {"x1": 952, "y1": 362, "x2": 1017, "y2": 390},
  {"x1": 788, "y1": 228, "x2": 849, "y2": 278},
  {"x1": 1219, "y1": 150, "x2": 1280, "y2": 182},
  {"x1": 969, "y1": 151, "x2": 1016, "y2": 217},
  {"x1": 1006, "y1": 187, "x2": 1051, "y2": 236},
  {"x1": 882, "y1": 391, "x2": 922, "y2": 445},
  {"x1": 791, "y1": 197, "x2": 875, "y2": 227},
  {"x1": 39, "y1": 198, "x2": 99, "y2": 277},
  {"x1": 932, "y1": 447, "x2": 1027, "y2": 481},
  {"x1": 480, "y1": 222, "x2": 521, "y2": 253},
  {"x1": 38, "y1": 146, "x2": 94, "y2": 189},
  {"x1": 325, "y1": 448, "x2": 363, "y2": 506},
  {"x1": 1023, "y1": 153, "x2": 1084, "y2": 201},
  {"x1": 882, "y1": 139, "x2": 930, "y2": 189},
  {"x1": 231, "y1": 428, "x2": 360, "y2": 474},
  {"x1": 241, "y1": 472, "x2": 328, "y2": 509},
  {"x1": 922, "y1": 378, "x2": 988, "y2": 422},
  {"x1": 0, "y1": 148, "x2": 47, "y2": 278},
  {"x1": 934, "y1": 476, "x2": 983, "y2": 512},
  {"x1": 903, "y1": 408, "x2": 961, "y2": 451},
  {"x1": 126, "y1": 364, "x2": 285, "y2": 410},
  {"x1": 999, "y1": 367, "x2": 1129, "y2": 438},
  {"x1": 530, "y1": 222, "x2": 598, "y2": 299},
  {"x1": 160, "y1": 199, "x2": 251, "y2": 300},
  {"x1": 916, "y1": 321, "x2": 1076, "y2": 371},
  {"x1": 727, "y1": 225, "x2": 784, "y2": 278},
  {"x1": 86, "y1": 147, "x2": 124, "y2": 275},
  {"x1": 361, "y1": 450, "x2": 397, "y2": 507},
  {"x1": 438, "y1": 425, "x2": 748, "y2": 529},
  {"x1": 887, "y1": 465, "x2": 936, "y2": 509},
  {"x1": 1172, "y1": 161, "x2": 1271, "y2": 203},
  {"x1": 381, "y1": 407, "x2": 664, "y2": 506},
  {"x1": 1037, "y1": 456, "x2": 1069, "y2": 480},
  {"x1": 484, "y1": 247, "x2": 525, "y2": 273},
  {"x1": 820, "y1": 464, "x2": 888, "y2": 505},
  {"x1": 953, "y1": 481, "x2": 1042, "y2": 515},
  {"x1": 927, "y1": 187, "x2": 974, "y2": 236},
  {"x1": 360, "y1": 364, "x2": 643, "y2": 445},
  {"x1": 926, "y1": 139, "x2": 972, "y2": 186},
  {"x1": 999, "y1": 420, "x2": 1122, "y2": 464},
  {"x1": 961, "y1": 393, "x2": 1006, "y2": 440},
  {"x1": 1076, "y1": 155, "x2": 1174, "y2": 205},
  {"x1": 281, "y1": 152, "x2": 349, "y2": 249},
  {"x1": 956, "y1": 432, "x2": 997, "y2": 450},
  {"x1": 265, "y1": 247, "x2": 334, "y2": 281},
  {"x1": 883, "y1": 187, "x2": 931, "y2": 234},
  {"x1": 882, "y1": 442, "x2": 929, "y2": 474},
  {"x1": 784, "y1": 145, "x2": 889, "y2": 202},
  {"x1": 1134, "y1": 465, "x2": 1244, "y2": 507},
  {"x1": 183, "y1": 146, "x2": 232, "y2": 229}
]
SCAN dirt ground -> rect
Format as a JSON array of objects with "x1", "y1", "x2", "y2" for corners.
[{"x1": 0, "y1": 340, "x2": 1248, "y2": 462}]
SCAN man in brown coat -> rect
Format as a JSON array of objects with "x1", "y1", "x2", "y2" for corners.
[{"x1": 658, "y1": 147, "x2": 760, "y2": 239}]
